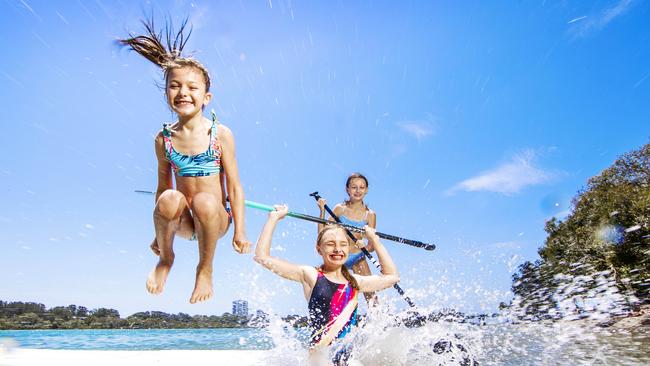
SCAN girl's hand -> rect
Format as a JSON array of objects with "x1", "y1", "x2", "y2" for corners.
[
  {"x1": 316, "y1": 198, "x2": 327, "y2": 212},
  {"x1": 364, "y1": 225, "x2": 379, "y2": 241},
  {"x1": 233, "y1": 232, "x2": 252, "y2": 254},
  {"x1": 270, "y1": 204, "x2": 289, "y2": 220}
]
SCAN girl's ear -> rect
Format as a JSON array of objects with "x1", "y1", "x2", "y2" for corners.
[
  {"x1": 203, "y1": 91, "x2": 212, "y2": 106},
  {"x1": 315, "y1": 245, "x2": 322, "y2": 255}
]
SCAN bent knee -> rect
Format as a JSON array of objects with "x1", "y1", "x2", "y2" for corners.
[
  {"x1": 190, "y1": 192, "x2": 221, "y2": 219},
  {"x1": 155, "y1": 190, "x2": 187, "y2": 219}
]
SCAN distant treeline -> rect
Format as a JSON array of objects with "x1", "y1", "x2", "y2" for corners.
[
  {"x1": 508, "y1": 142, "x2": 649, "y2": 320},
  {"x1": 0, "y1": 301, "x2": 268, "y2": 330},
  {"x1": 0, "y1": 300, "x2": 498, "y2": 330}
]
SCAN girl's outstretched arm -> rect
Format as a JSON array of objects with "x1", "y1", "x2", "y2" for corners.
[
  {"x1": 220, "y1": 125, "x2": 251, "y2": 254},
  {"x1": 354, "y1": 226, "x2": 400, "y2": 292},
  {"x1": 254, "y1": 205, "x2": 310, "y2": 282}
]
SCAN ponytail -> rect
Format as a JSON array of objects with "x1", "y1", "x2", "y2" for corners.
[
  {"x1": 341, "y1": 265, "x2": 359, "y2": 290},
  {"x1": 118, "y1": 16, "x2": 211, "y2": 91}
]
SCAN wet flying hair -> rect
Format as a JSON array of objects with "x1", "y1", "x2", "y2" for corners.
[
  {"x1": 118, "y1": 16, "x2": 211, "y2": 91},
  {"x1": 316, "y1": 226, "x2": 359, "y2": 290}
]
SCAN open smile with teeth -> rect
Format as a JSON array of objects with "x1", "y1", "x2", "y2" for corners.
[
  {"x1": 175, "y1": 100, "x2": 194, "y2": 107},
  {"x1": 329, "y1": 253, "x2": 346, "y2": 260}
]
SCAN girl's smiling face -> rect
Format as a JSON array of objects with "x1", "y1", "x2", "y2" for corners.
[
  {"x1": 346, "y1": 177, "x2": 368, "y2": 203},
  {"x1": 166, "y1": 66, "x2": 212, "y2": 118},
  {"x1": 317, "y1": 227, "x2": 350, "y2": 269}
]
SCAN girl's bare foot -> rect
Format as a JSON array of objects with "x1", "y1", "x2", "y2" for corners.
[
  {"x1": 146, "y1": 260, "x2": 172, "y2": 294},
  {"x1": 190, "y1": 268, "x2": 213, "y2": 303}
]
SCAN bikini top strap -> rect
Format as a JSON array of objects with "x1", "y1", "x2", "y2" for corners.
[
  {"x1": 162, "y1": 124, "x2": 173, "y2": 158},
  {"x1": 210, "y1": 110, "x2": 221, "y2": 158}
]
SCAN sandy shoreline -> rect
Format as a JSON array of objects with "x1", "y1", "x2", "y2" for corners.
[{"x1": 0, "y1": 349, "x2": 267, "y2": 366}]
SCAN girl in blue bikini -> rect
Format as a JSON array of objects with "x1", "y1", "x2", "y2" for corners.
[
  {"x1": 119, "y1": 19, "x2": 251, "y2": 304},
  {"x1": 255, "y1": 204, "x2": 399, "y2": 365},
  {"x1": 316, "y1": 173, "x2": 377, "y2": 304}
]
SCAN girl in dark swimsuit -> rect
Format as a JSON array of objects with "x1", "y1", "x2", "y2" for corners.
[{"x1": 254, "y1": 204, "x2": 400, "y2": 365}]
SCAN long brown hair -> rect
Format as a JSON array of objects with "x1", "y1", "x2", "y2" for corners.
[
  {"x1": 316, "y1": 226, "x2": 359, "y2": 290},
  {"x1": 118, "y1": 16, "x2": 211, "y2": 92}
]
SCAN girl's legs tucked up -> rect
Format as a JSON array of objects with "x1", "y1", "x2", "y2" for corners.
[{"x1": 147, "y1": 190, "x2": 230, "y2": 303}]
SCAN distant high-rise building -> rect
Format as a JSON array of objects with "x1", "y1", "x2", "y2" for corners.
[{"x1": 232, "y1": 300, "x2": 248, "y2": 317}]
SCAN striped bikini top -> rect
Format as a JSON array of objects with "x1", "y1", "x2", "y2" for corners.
[{"x1": 162, "y1": 113, "x2": 222, "y2": 177}]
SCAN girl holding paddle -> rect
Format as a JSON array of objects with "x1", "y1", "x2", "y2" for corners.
[
  {"x1": 119, "y1": 18, "x2": 251, "y2": 304},
  {"x1": 254, "y1": 204, "x2": 399, "y2": 365},
  {"x1": 316, "y1": 173, "x2": 377, "y2": 303}
]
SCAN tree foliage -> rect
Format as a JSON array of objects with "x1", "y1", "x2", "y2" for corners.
[
  {"x1": 0, "y1": 301, "x2": 259, "y2": 330},
  {"x1": 511, "y1": 143, "x2": 649, "y2": 318}
]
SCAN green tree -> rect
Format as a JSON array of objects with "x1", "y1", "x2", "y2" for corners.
[
  {"x1": 50, "y1": 306, "x2": 73, "y2": 321},
  {"x1": 512, "y1": 142, "x2": 649, "y2": 318}
]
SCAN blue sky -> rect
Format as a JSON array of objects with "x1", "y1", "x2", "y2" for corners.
[{"x1": 0, "y1": 0, "x2": 648, "y2": 317}]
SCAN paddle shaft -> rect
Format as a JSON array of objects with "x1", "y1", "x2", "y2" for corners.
[
  {"x1": 310, "y1": 193, "x2": 416, "y2": 308},
  {"x1": 246, "y1": 201, "x2": 435, "y2": 251}
]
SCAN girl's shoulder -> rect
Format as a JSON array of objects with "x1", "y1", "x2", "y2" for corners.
[
  {"x1": 333, "y1": 203, "x2": 347, "y2": 214},
  {"x1": 302, "y1": 265, "x2": 319, "y2": 276},
  {"x1": 154, "y1": 128, "x2": 167, "y2": 144},
  {"x1": 216, "y1": 123, "x2": 234, "y2": 142},
  {"x1": 300, "y1": 265, "x2": 319, "y2": 285}
]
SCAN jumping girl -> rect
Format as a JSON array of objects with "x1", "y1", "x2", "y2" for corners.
[
  {"x1": 119, "y1": 19, "x2": 251, "y2": 303},
  {"x1": 316, "y1": 173, "x2": 377, "y2": 303},
  {"x1": 254, "y1": 204, "x2": 399, "y2": 365}
]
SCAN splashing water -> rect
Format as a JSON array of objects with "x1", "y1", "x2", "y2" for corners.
[{"x1": 251, "y1": 259, "x2": 649, "y2": 365}]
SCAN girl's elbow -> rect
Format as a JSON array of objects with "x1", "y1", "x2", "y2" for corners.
[{"x1": 253, "y1": 255, "x2": 268, "y2": 265}]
